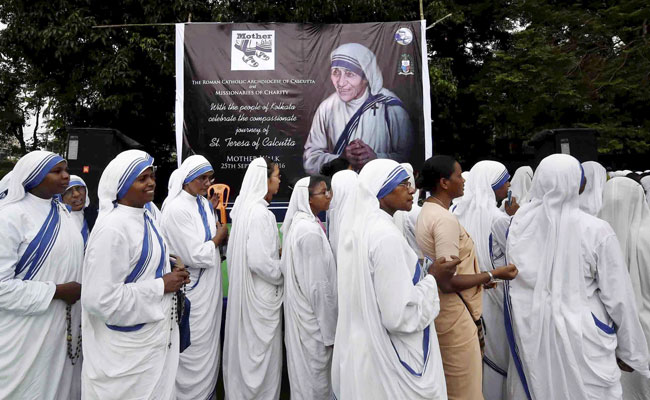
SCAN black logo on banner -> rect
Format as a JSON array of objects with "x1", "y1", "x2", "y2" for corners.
[{"x1": 231, "y1": 30, "x2": 276, "y2": 71}]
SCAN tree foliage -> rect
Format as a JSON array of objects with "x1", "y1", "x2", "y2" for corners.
[
  {"x1": 0, "y1": 0, "x2": 647, "y2": 170},
  {"x1": 472, "y1": 0, "x2": 650, "y2": 159}
]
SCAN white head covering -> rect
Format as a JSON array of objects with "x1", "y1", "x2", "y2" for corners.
[
  {"x1": 393, "y1": 164, "x2": 418, "y2": 222},
  {"x1": 333, "y1": 159, "x2": 441, "y2": 398},
  {"x1": 507, "y1": 154, "x2": 589, "y2": 400},
  {"x1": 599, "y1": 178, "x2": 650, "y2": 344},
  {"x1": 453, "y1": 160, "x2": 510, "y2": 271},
  {"x1": 510, "y1": 166, "x2": 533, "y2": 204},
  {"x1": 610, "y1": 170, "x2": 630, "y2": 178},
  {"x1": 65, "y1": 175, "x2": 90, "y2": 208},
  {"x1": 224, "y1": 157, "x2": 283, "y2": 395},
  {"x1": 599, "y1": 177, "x2": 649, "y2": 268},
  {"x1": 0, "y1": 150, "x2": 65, "y2": 211},
  {"x1": 96, "y1": 150, "x2": 154, "y2": 223},
  {"x1": 331, "y1": 43, "x2": 383, "y2": 95},
  {"x1": 280, "y1": 177, "x2": 313, "y2": 242},
  {"x1": 229, "y1": 158, "x2": 269, "y2": 222},
  {"x1": 161, "y1": 155, "x2": 213, "y2": 211},
  {"x1": 579, "y1": 161, "x2": 607, "y2": 216},
  {"x1": 328, "y1": 169, "x2": 358, "y2": 259},
  {"x1": 641, "y1": 175, "x2": 650, "y2": 207}
]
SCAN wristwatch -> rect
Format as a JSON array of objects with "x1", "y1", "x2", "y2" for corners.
[{"x1": 486, "y1": 270, "x2": 496, "y2": 284}]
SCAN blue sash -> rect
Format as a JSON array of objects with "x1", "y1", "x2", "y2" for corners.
[
  {"x1": 81, "y1": 218, "x2": 89, "y2": 249},
  {"x1": 502, "y1": 219, "x2": 532, "y2": 399},
  {"x1": 106, "y1": 212, "x2": 168, "y2": 332},
  {"x1": 483, "y1": 232, "x2": 507, "y2": 377},
  {"x1": 592, "y1": 313, "x2": 616, "y2": 334},
  {"x1": 333, "y1": 94, "x2": 403, "y2": 155},
  {"x1": 15, "y1": 199, "x2": 61, "y2": 281},
  {"x1": 390, "y1": 261, "x2": 430, "y2": 376},
  {"x1": 503, "y1": 282, "x2": 532, "y2": 399},
  {"x1": 62, "y1": 203, "x2": 88, "y2": 250},
  {"x1": 197, "y1": 196, "x2": 211, "y2": 242},
  {"x1": 326, "y1": 212, "x2": 330, "y2": 238},
  {"x1": 184, "y1": 195, "x2": 212, "y2": 293}
]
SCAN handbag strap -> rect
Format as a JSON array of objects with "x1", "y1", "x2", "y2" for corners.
[{"x1": 456, "y1": 292, "x2": 484, "y2": 328}]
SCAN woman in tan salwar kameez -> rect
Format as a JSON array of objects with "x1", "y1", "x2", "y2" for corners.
[{"x1": 415, "y1": 156, "x2": 518, "y2": 400}]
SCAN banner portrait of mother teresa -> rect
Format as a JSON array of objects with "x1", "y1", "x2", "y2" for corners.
[
  {"x1": 302, "y1": 43, "x2": 414, "y2": 174},
  {"x1": 177, "y1": 21, "x2": 430, "y2": 203}
]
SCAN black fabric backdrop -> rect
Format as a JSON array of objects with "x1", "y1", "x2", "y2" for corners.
[{"x1": 179, "y1": 21, "x2": 428, "y2": 204}]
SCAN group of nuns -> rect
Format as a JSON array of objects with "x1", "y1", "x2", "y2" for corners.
[{"x1": 1, "y1": 149, "x2": 649, "y2": 400}]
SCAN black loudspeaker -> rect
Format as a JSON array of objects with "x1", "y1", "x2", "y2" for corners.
[
  {"x1": 529, "y1": 128, "x2": 598, "y2": 168},
  {"x1": 63, "y1": 128, "x2": 144, "y2": 206}
]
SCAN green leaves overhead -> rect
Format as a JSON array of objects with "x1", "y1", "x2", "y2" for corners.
[{"x1": 0, "y1": 0, "x2": 647, "y2": 167}]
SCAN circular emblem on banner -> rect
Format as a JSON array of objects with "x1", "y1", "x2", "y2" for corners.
[{"x1": 394, "y1": 28, "x2": 413, "y2": 45}]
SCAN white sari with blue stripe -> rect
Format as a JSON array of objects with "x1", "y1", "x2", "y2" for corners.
[
  {"x1": 0, "y1": 194, "x2": 84, "y2": 399},
  {"x1": 504, "y1": 155, "x2": 650, "y2": 400},
  {"x1": 161, "y1": 190, "x2": 222, "y2": 400},
  {"x1": 332, "y1": 160, "x2": 447, "y2": 400},
  {"x1": 81, "y1": 204, "x2": 178, "y2": 400}
]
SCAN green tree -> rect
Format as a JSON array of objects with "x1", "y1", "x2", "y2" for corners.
[
  {"x1": 471, "y1": 0, "x2": 650, "y2": 159},
  {"x1": 1, "y1": 0, "x2": 647, "y2": 171}
]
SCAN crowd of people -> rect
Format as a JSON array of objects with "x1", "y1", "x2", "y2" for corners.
[{"x1": 0, "y1": 148, "x2": 649, "y2": 400}]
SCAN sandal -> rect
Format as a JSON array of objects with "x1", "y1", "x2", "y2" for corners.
[
  {"x1": 255, "y1": 51, "x2": 270, "y2": 61},
  {"x1": 242, "y1": 55, "x2": 258, "y2": 68}
]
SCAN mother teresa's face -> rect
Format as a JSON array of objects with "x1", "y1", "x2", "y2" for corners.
[{"x1": 331, "y1": 67, "x2": 368, "y2": 103}]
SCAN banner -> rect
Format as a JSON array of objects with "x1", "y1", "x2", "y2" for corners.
[{"x1": 175, "y1": 21, "x2": 432, "y2": 208}]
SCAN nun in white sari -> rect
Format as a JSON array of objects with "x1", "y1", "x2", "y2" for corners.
[
  {"x1": 453, "y1": 160, "x2": 512, "y2": 400},
  {"x1": 580, "y1": 161, "x2": 608, "y2": 216},
  {"x1": 599, "y1": 177, "x2": 650, "y2": 400},
  {"x1": 641, "y1": 175, "x2": 650, "y2": 207},
  {"x1": 223, "y1": 157, "x2": 284, "y2": 400},
  {"x1": 160, "y1": 155, "x2": 224, "y2": 400},
  {"x1": 0, "y1": 151, "x2": 83, "y2": 400},
  {"x1": 81, "y1": 150, "x2": 183, "y2": 400},
  {"x1": 499, "y1": 166, "x2": 533, "y2": 211},
  {"x1": 332, "y1": 159, "x2": 447, "y2": 400},
  {"x1": 303, "y1": 43, "x2": 413, "y2": 174},
  {"x1": 327, "y1": 169, "x2": 357, "y2": 259},
  {"x1": 60, "y1": 174, "x2": 92, "y2": 399},
  {"x1": 282, "y1": 176, "x2": 338, "y2": 399},
  {"x1": 62, "y1": 175, "x2": 91, "y2": 247},
  {"x1": 504, "y1": 154, "x2": 650, "y2": 400}
]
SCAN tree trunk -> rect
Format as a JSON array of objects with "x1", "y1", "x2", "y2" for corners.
[
  {"x1": 31, "y1": 97, "x2": 41, "y2": 151},
  {"x1": 12, "y1": 125, "x2": 28, "y2": 155}
]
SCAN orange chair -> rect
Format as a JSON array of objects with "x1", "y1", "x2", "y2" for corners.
[{"x1": 208, "y1": 184, "x2": 230, "y2": 224}]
